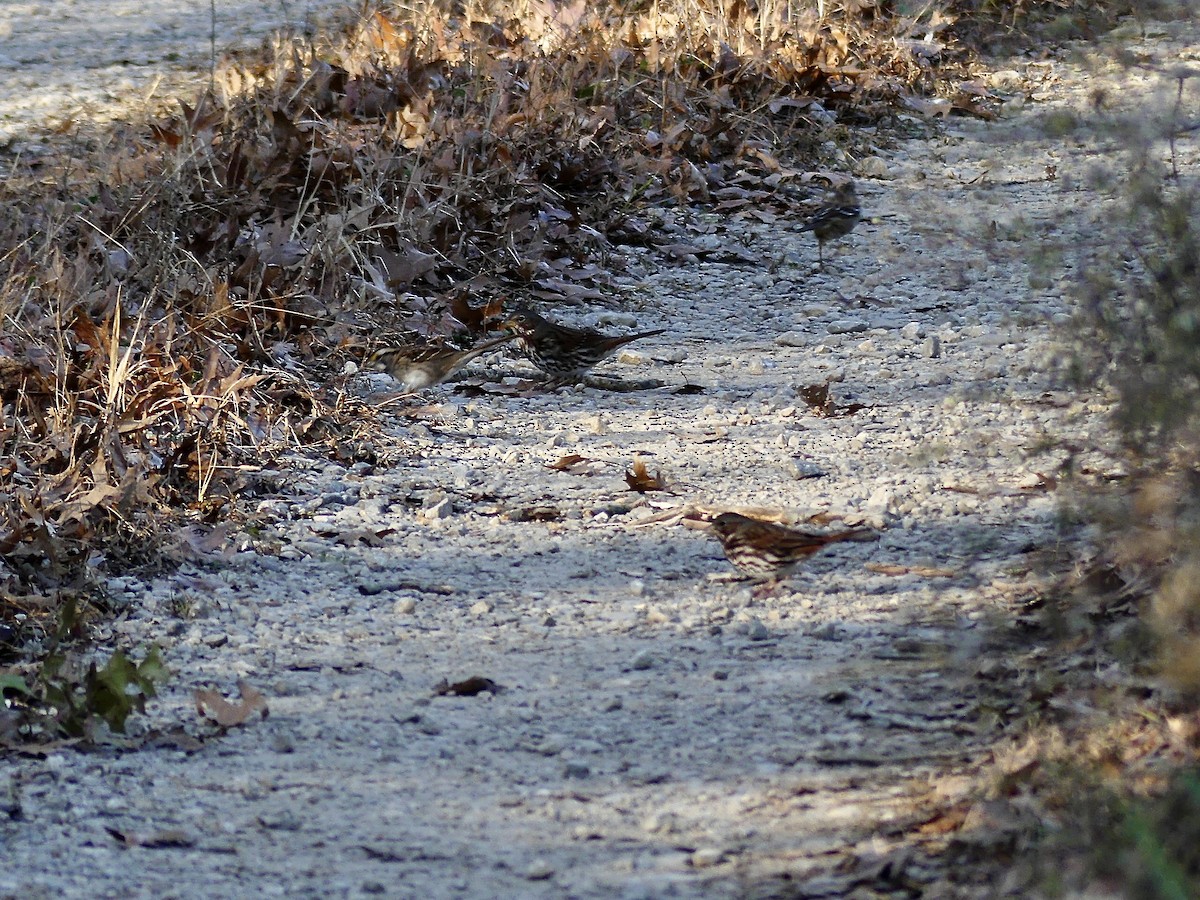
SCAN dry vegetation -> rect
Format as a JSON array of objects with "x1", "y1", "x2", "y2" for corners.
[{"x1": 4, "y1": 0, "x2": 1199, "y2": 892}]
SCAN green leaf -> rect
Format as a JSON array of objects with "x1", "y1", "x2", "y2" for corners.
[{"x1": 0, "y1": 674, "x2": 30, "y2": 695}]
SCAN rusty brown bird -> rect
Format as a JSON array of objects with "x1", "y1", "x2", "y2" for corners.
[{"x1": 709, "y1": 511, "x2": 875, "y2": 581}]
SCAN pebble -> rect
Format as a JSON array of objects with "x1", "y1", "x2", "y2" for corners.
[
  {"x1": 775, "y1": 331, "x2": 810, "y2": 347},
  {"x1": 630, "y1": 650, "x2": 656, "y2": 670},
  {"x1": 421, "y1": 496, "x2": 454, "y2": 520},
  {"x1": 827, "y1": 318, "x2": 870, "y2": 335},
  {"x1": 691, "y1": 848, "x2": 726, "y2": 868},
  {"x1": 525, "y1": 860, "x2": 555, "y2": 881}
]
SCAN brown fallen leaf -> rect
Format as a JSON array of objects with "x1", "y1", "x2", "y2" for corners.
[
  {"x1": 434, "y1": 676, "x2": 504, "y2": 697},
  {"x1": 547, "y1": 453, "x2": 589, "y2": 472},
  {"x1": 625, "y1": 458, "x2": 667, "y2": 493},
  {"x1": 195, "y1": 681, "x2": 269, "y2": 727},
  {"x1": 106, "y1": 827, "x2": 196, "y2": 848},
  {"x1": 447, "y1": 293, "x2": 505, "y2": 333},
  {"x1": 798, "y1": 382, "x2": 866, "y2": 417},
  {"x1": 798, "y1": 382, "x2": 832, "y2": 413}
]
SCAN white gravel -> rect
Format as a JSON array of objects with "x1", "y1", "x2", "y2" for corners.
[{"x1": 3, "y1": 6, "x2": 1198, "y2": 899}]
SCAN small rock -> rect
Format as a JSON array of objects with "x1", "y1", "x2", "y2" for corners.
[
  {"x1": 563, "y1": 761, "x2": 591, "y2": 778},
  {"x1": 270, "y1": 732, "x2": 296, "y2": 754},
  {"x1": 643, "y1": 812, "x2": 679, "y2": 834},
  {"x1": 630, "y1": 650, "x2": 656, "y2": 671},
  {"x1": 855, "y1": 156, "x2": 890, "y2": 179},
  {"x1": 645, "y1": 608, "x2": 670, "y2": 625},
  {"x1": 987, "y1": 69, "x2": 1024, "y2": 89},
  {"x1": 775, "y1": 331, "x2": 810, "y2": 348},
  {"x1": 691, "y1": 848, "x2": 726, "y2": 868},
  {"x1": 525, "y1": 860, "x2": 555, "y2": 881},
  {"x1": 827, "y1": 318, "x2": 870, "y2": 335},
  {"x1": 469, "y1": 600, "x2": 493, "y2": 616},
  {"x1": 258, "y1": 809, "x2": 302, "y2": 831},
  {"x1": 900, "y1": 322, "x2": 925, "y2": 340},
  {"x1": 922, "y1": 335, "x2": 941, "y2": 358},
  {"x1": 421, "y1": 496, "x2": 454, "y2": 520},
  {"x1": 393, "y1": 598, "x2": 417, "y2": 615},
  {"x1": 746, "y1": 619, "x2": 770, "y2": 641},
  {"x1": 788, "y1": 460, "x2": 827, "y2": 480}
]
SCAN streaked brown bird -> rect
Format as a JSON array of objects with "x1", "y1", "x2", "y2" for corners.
[
  {"x1": 499, "y1": 306, "x2": 666, "y2": 381},
  {"x1": 709, "y1": 511, "x2": 875, "y2": 581},
  {"x1": 798, "y1": 182, "x2": 861, "y2": 266},
  {"x1": 364, "y1": 334, "x2": 515, "y2": 391}
]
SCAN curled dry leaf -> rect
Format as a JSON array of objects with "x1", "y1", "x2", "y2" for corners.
[
  {"x1": 447, "y1": 293, "x2": 506, "y2": 334},
  {"x1": 434, "y1": 676, "x2": 504, "y2": 697},
  {"x1": 195, "y1": 681, "x2": 269, "y2": 727},
  {"x1": 798, "y1": 382, "x2": 866, "y2": 417},
  {"x1": 547, "y1": 453, "x2": 589, "y2": 472},
  {"x1": 105, "y1": 826, "x2": 196, "y2": 849},
  {"x1": 625, "y1": 458, "x2": 667, "y2": 493}
]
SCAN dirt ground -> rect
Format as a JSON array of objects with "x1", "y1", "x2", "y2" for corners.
[{"x1": 3, "y1": 4, "x2": 1198, "y2": 898}]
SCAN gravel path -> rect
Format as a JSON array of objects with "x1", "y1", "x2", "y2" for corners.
[
  {"x1": 0, "y1": 1, "x2": 345, "y2": 147},
  {"x1": 3, "y1": 6, "x2": 1197, "y2": 899}
]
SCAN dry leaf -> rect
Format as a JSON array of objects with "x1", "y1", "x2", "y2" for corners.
[
  {"x1": 195, "y1": 681, "x2": 269, "y2": 727},
  {"x1": 625, "y1": 458, "x2": 667, "y2": 492},
  {"x1": 547, "y1": 453, "x2": 589, "y2": 471},
  {"x1": 106, "y1": 827, "x2": 196, "y2": 849},
  {"x1": 434, "y1": 676, "x2": 503, "y2": 697}
]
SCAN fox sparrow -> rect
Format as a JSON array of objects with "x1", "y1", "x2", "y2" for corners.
[
  {"x1": 709, "y1": 511, "x2": 875, "y2": 581},
  {"x1": 499, "y1": 306, "x2": 666, "y2": 380}
]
